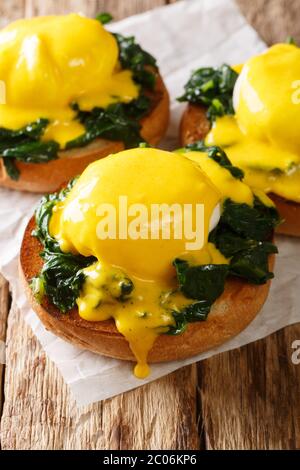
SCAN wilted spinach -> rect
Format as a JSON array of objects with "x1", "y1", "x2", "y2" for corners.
[
  {"x1": 66, "y1": 97, "x2": 150, "y2": 150},
  {"x1": 32, "y1": 180, "x2": 134, "y2": 312},
  {"x1": 95, "y1": 12, "x2": 113, "y2": 25},
  {"x1": 32, "y1": 181, "x2": 95, "y2": 312},
  {"x1": 178, "y1": 64, "x2": 238, "y2": 123}
]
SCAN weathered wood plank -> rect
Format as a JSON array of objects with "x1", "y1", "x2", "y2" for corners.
[
  {"x1": 199, "y1": 325, "x2": 300, "y2": 449},
  {"x1": 1, "y1": 0, "x2": 300, "y2": 451},
  {"x1": 0, "y1": 0, "x2": 200, "y2": 451},
  {"x1": 25, "y1": 0, "x2": 167, "y2": 20},
  {"x1": 0, "y1": 276, "x2": 9, "y2": 421}
]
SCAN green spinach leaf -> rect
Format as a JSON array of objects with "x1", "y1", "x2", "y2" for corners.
[
  {"x1": 209, "y1": 227, "x2": 260, "y2": 258},
  {"x1": 32, "y1": 181, "x2": 96, "y2": 312},
  {"x1": 209, "y1": 197, "x2": 279, "y2": 284},
  {"x1": 114, "y1": 33, "x2": 157, "y2": 89},
  {"x1": 3, "y1": 159, "x2": 20, "y2": 181},
  {"x1": 33, "y1": 178, "x2": 77, "y2": 249},
  {"x1": 286, "y1": 36, "x2": 297, "y2": 45},
  {"x1": 178, "y1": 64, "x2": 238, "y2": 123},
  {"x1": 229, "y1": 242, "x2": 277, "y2": 284},
  {"x1": 221, "y1": 197, "x2": 281, "y2": 241},
  {"x1": 0, "y1": 30, "x2": 156, "y2": 180},
  {"x1": 0, "y1": 118, "x2": 49, "y2": 142},
  {"x1": 32, "y1": 180, "x2": 134, "y2": 312},
  {"x1": 173, "y1": 259, "x2": 229, "y2": 303},
  {"x1": 169, "y1": 184, "x2": 280, "y2": 334},
  {"x1": 37, "y1": 250, "x2": 94, "y2": 313},
  {"x1": 168, "y1": 260, "x2": 228, "y2": 335},
  {"x1": 184, "y1": 141, "x2": 244, "y2": 180},
  {"x1": 0, "y1": 119, "x2": 59, "y2": 180},
  {"x1": 96, "y1": 12, "x2": 113, "y2": 25}
]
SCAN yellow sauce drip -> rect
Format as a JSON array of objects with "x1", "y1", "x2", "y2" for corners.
[
  {"x1": 206, "y1": 44, "x2": 300, "y2": 202},
  {"x1": 0, "y1": 14, "x2": 139, "y2": 148},
  {"x1": 183, "y1": 150, "x2": 254, "y2": 205}
]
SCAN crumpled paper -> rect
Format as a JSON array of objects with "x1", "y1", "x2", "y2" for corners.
[{"x1": 0, "y1": 0, "x2": 299, "y2": 406}]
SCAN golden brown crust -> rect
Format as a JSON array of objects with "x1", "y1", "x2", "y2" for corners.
[
  {"x1": 19, "y1": 217, "x2": 274, "y2": 364},
  {"x1": 0, "y1": 73, "x2": 170, "y2": 193},
  {"x1": 180, "y1": 103, "x2": 300, "y2": 237}
]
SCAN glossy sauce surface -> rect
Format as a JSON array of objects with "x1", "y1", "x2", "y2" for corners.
[
  {"x1": 0, "y1": 14, "x2": 138, "y2": 147},
  {"x1": 206, "y1": 44, "x2": 300, "y2": 202},
  {"x1": 49, "y1": 148, "x2": 264, "y2": 376}
]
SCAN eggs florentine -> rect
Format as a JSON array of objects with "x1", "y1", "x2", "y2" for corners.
[{"x1": 206, "y1": 44, "x2": 300, "y2": 202}]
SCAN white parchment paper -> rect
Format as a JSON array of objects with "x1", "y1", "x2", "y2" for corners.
[{"x1": 0, "y1": 0, "x2": 299, "y2": 406}]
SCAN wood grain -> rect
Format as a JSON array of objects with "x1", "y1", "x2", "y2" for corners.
[
  {"x1": 199, "y1": 324, "x2": 300, "y2": 450},
  {"x1": 0, "y1": 0, "x2": 300, "y2": 451}
]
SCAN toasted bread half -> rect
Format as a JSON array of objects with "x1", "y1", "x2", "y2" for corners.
[
  {"x1": 20, "y1": 216, "x2": 274, "y2": 364},
  {"x1": 0, "y1": 73, "x2": 169, "y2": 193},
  {"x1": 180, "y1": 103, "x2": 300, "y2": 237}
]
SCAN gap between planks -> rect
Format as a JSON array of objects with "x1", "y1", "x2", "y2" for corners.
[{"x1": 0, "y1": 305, "x2": 200, "y2": 449}]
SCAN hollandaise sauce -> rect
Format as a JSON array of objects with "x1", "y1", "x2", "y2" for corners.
[
  {"x1": 0, "y1": 14, "x2": 139, "y2": 148},
  {"x1": 206, "y1": 44, "x2": 300, "y2": 202},
  {"x1": 45, "y1": 148, "x2": 266, "y2": 377}
]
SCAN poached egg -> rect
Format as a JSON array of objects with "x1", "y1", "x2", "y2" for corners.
[{"x1": 49, "y1": 148, "x2": 256, "y2": 377}]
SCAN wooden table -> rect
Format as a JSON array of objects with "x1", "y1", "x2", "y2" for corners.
[{"x1": 0, "y1": 0, "x2": 300, "y2": 450}]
